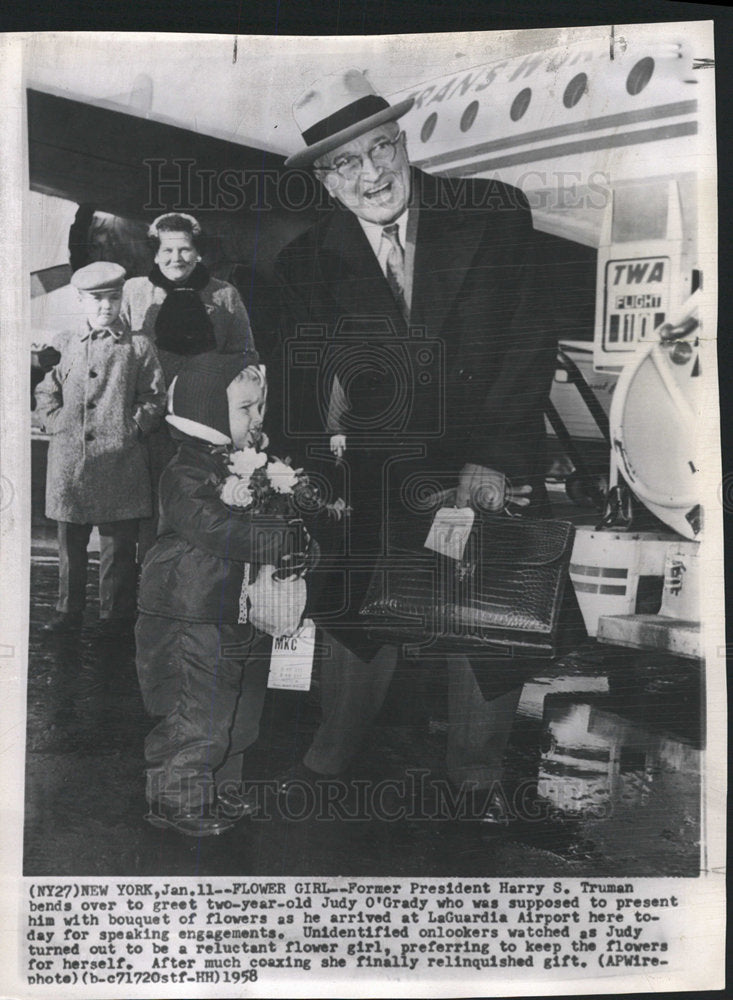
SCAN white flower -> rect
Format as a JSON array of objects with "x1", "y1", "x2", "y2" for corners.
[
  {"x1": 266, "y1": 458, "x2": 299, "y2": 494},
  {"x1": 228, "y1": 447, "x2": 267, "y2": 480},
  {"x1": 220, "y1": 475, "x2": 253, "y2": 508}
]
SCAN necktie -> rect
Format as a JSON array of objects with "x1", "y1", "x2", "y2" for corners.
[{"x1": 382, "y1": 223, "x2": 408, "y2": 319}]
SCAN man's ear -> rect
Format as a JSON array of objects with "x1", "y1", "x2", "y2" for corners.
[
  {"x1": 316, "y1": 163, "x2": 349, "y2": 197},
  {"x1": 314, "y1": 168, "x2": 335, "y2": 195}
]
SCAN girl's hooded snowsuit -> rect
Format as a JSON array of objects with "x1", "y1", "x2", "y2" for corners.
[{"x1": 135, "y1": 351, "x2": 289, "y2": 814}]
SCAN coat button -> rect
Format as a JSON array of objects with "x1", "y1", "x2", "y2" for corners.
[
  {"x1": 85, "y1": 432, "x2": 94, "y2": 441},
  {"x1": 88, "y1": 370, "x2": 97, "y2": 378}
]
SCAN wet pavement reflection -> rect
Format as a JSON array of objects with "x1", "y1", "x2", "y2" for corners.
[{"x1": 26, "y1": 562, "x2": 702, "y2": 878}]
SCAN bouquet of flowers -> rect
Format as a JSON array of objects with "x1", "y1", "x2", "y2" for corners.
[
  {"x1": 220, "y1": 446, "x2": 349, "y2": 523},
  {"x1": 220, "y1": 447, "x2": 307, "y2": 516},
  {"x1": 218, "y1": 447, "x2": 312, "y2": 633}
]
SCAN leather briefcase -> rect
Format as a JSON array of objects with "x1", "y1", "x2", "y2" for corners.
[{"x1": 359, "y1": 512, "x2": 575, "y2": 657}]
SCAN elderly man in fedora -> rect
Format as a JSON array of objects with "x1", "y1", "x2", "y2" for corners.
[{"x1": 273, "y1": 69, "x2": 560, "y2": 823}]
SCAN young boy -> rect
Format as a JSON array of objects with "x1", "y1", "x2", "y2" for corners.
[
  {"x1": 135, "y1": 351, "x2": 293, "y2": 837},
  {"x1": 35, "y1": 261, "x2": 166, "y2": 636}
]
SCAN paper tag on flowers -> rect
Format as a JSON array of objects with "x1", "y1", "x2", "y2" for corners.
[
  {"x1": 268, "y1": 619, "x2": 316, "y2": 690},
  {"x1": 424, "y1": 506, "x2": 474, "y2": 561}
]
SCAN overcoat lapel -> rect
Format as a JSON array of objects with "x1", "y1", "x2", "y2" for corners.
[
  {"x1": 410, "y1": 168, "x2": 491, "y2": 338},
  {"x1": 320, "y1": 206, "x2": 407, "y2": 334},
  {"x1": 316, "y1": 169, "x2": 492, "y2": 340}
]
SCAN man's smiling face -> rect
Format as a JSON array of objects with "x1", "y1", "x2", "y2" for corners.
[{"x1": 315, "y1": 122, "x2": 411, "y2": 225}]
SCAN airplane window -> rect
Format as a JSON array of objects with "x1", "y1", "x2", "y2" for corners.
[
  {"x1": 627, "y1": 57, "x2": 655, "y2": 96},
  {"x1": 563, "y1": 73, "x2": 588, "y2": 109},
  {"x1": 421, "y1": 113, "x2": 437, "y2": 142},
  {"x1": 460, "y1": 100, "x2": 479, "y2": 132},
  {"x1": 510, "y1": 88, "x2": 532, "y2": 122}
]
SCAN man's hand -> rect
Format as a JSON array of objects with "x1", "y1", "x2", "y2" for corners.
[
  {"x1": 456, "y1": 463, "x2": 532, "y2": 511},
  {"x1": 330, "y1": 434, "x2": 346, "y2": 459}
]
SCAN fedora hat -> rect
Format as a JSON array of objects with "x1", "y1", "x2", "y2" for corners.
[{"x1": 285, "y1": 69, "x2": 414, "y2": 169}]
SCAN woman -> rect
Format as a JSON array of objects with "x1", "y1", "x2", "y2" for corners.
[{"x1": 121, "y1": 212, "x2": 256, "y2": 555}]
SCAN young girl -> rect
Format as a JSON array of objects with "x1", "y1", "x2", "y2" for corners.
[{"x1": 135, "y1": 351, "x2": 298, "y2": 837}]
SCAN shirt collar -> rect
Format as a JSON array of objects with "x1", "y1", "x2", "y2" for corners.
[
  {"x1": 358, "y1": 210, "x2": 409, "y2": 260},
  {"x1": 79, "y1": 319, "x2": 126, "y2": 342}
]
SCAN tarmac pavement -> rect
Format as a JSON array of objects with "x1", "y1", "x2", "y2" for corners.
[{"x1": 24, "y1": 561, "x2": 702, "y2": 878}]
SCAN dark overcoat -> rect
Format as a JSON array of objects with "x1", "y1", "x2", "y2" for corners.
[{"x1": 273, "y1": 167, "x2": 562, "y2": 672}]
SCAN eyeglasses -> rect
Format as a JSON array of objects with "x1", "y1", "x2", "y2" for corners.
[{"x1": 318, "y1": 133, "x2": 404, "y2": 180}]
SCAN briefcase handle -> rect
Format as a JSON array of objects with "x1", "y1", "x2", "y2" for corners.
[{"x1": 427, "y1": 486, "x2": 525, "y2": 520}]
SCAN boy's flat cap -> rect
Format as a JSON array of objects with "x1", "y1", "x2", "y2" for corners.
[{"x1": 71, "y1": 261, "x2": 127, "y2": 292}]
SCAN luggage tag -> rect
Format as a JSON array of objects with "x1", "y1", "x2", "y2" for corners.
[
  {"x1": 267, "y1": 618, "x2": 316, "y2": 690},
  {"x1": 423, "y1": 507, "x2": 475, "y2": 561}
]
